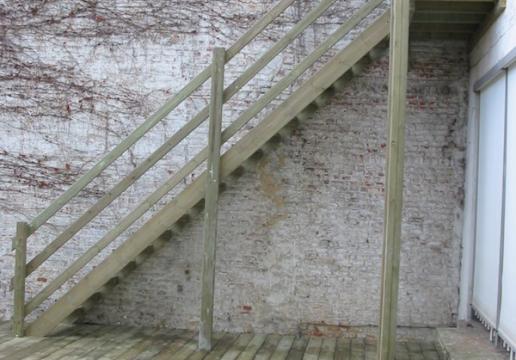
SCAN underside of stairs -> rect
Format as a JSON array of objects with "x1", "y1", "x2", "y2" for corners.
[{"x1": 23, "y1": 10, "x2": 390, "y2": 338}]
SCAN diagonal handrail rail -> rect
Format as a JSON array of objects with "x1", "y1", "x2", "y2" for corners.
[
  {"x1": 23, "y1": 0, "x2": 297, "y2": 237},
  {"x1": 23, "y1": 0, "x2": 383, "y2": 315},
  {"x1": 21, "y1": 0, "x2": 338, "y2": 279}
]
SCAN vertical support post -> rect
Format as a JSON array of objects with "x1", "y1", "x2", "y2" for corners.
[
  {"x1": 13, "y1": 221, "x2": 30, "y2": 337},
  {"x1": 377, "y1": 2, "x2": 410, "y2": 360},
  {"x1": 199, "y1": 47, "x2": 225, "y2": 351}
]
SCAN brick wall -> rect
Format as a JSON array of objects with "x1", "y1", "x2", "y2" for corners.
[{"x1": 0, "y1": 0, "x2": 468, "y2": 334}]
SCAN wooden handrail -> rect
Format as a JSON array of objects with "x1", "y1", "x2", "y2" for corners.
[
  {"x1": 21, "y1": 0, "x2": 335, "y2": 279},
  {"x1": 23, "y1": 0, "x2": 383, "y2": 314},
  {"x1": 24, "y1": 0, "x2": 297, "y2": 236}
]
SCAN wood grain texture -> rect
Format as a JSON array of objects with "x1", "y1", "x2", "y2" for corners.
[{"x1": 377, "y1": 1, "x2": 411, "y2": 359}]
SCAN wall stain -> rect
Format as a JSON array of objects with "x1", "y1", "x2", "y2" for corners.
[{"x1": 256, "y1": 154, "x2": 288, "y2": 230}]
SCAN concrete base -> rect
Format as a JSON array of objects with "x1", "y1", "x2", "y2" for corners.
[{"x1": 437, "y1": 322, "x2": 508, "y2": 360}]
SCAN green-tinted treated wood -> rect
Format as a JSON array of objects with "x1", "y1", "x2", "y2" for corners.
[
  {"x1": 285, "y1": 336, "x2": 309, "y2": 360},
  {"x1": 20, "y1": 337, "x2": 78, "y2": 360},
  {"x1": 153, "y1": 331, "x2": 196, "y2": 360},
  {"x1": 25, "y1": 12, "x2": 389, "y2": 337},
  {"x1": 365, "y1": 338, "x2": 377, "y2": 360},
  {"x1": 97, "y1": 328, "x2": 152, "y2": 360},
  {"x1": 170, "y1": 333, "x2": 221, "y2": 360},
  {"x1": 219, "y1": 334, "x2": 255, "y2": 360},
  {"x1": 335, "y1": 337, "x2": 351, "y2": 360},
  {"x1": 69, "y1": 326, "x2": 141, "y2": 360},
  {"x1": 377, "y1": 2, "x2": 410, "y2": 359},
  {"x1": 203, "y1": 334, "x2": 239, "y2": 360},
  {"x1": 302, "y1": 337, "x2": 322, "y2": 360},
  {"x1": 350, "y1": 339, "x2": 365, "y2": 360},
  {"x1": 198, "y1": 47, "x2": 225, "y2": 351},
  {"x1": 131, "y1": 331, "x2": 182, "y2": 360},
  {"x1": 41, "y1": 326, "x2": 110, "y2": 360},
  {"x1": 114, "y1": 329, "x2": 162, "y2": 360},
  {"x1": 25, "y1": 0, "x2": 295, "y2": 236},
  {"x1": 12, "y1": 222, "x2": 29, "y2": 337},
  {"x1": 319, "y1": 338, "x2": 337, "y2": 360},
  {"x1": 0, "y1": 337, "x2": 41, "y2": 356},
  {"x1": 235, "y1": 334, "x2": 267, "y2": 360},
  {"x1": 270, "y1": 336, "x2": 295, "y2": 360},
  {"x1": 255, "y1": 334, "x2": 282, "y2": 360}
]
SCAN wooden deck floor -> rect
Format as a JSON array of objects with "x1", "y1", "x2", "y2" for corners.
[{"x1": 0, "y1": 322, "x2": 444, "y2": 359}]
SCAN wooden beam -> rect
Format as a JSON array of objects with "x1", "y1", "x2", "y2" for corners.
[
  {"x1": 199, "y1": 47, "x2": 225, "y2": 351},
  {"x1": 13, "y1": 222, "x2": 30, "y2": 337},
  {"x1": 377, "y1": 1, "x2": 410, "y2": 359}
]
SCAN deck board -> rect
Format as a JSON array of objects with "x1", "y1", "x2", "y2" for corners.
[{"x1": 0, "y1": 323, "x2": 446, "y2": 359}]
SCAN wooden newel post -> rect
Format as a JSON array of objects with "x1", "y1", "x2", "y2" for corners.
[
  {"x1": 13, "y1": 221, "x2": 30, "y2": 337},
  {"x1": 199, "y1": 47, "x2": 225, "y2": 351},
  {"x1": 377, "y1": 1, "x2": 410, "y2": 360}
]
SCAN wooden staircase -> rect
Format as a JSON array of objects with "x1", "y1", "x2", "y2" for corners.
[{"x1": 12, "y1": 0, "x2": 392, "y2": 338}]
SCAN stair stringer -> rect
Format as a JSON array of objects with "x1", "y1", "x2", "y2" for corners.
[{"x1": 25, "y1": 10, "x2": 390, "y2": 337}]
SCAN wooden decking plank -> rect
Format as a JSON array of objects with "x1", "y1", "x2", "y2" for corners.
[
  {"x1": 68, "y1": 325, "x2": 142, "y2": 360},
  {"x1": 285, "y1": 336, "x2": 309, "y2": 360},
  {"x1": 59, "y1": 326, "x2": 126, "y2": 359},
  {"x1": 97, "y1": 327, "x2": 152, "y2": 360},
  {"x1": 364, "y1": 338, "x2": 377, "y2": 360},
  {"x1": 170, "y1": 332, "x2": 225, "y2": 360},
  {"x1": 133, "y1": 329, "x2": 185, "y2": 360},
  {"x1": 220, "y1": 334, "x2": 255, "y2": 360},
  {"x1": 168, "y1": 338, "x2": 199, "y2": 360},
  {"x1": 270, "y1": 335, "x2": 295, "y2": 360},
  {"x1": 0, "y1": 334, "x2": 69, "y2": 360},
  {"x1": 234, "y1": 334, "x2": 268, "y2": 360},
  {"x1": 19, "y1": 325, "x2": 94, "y2": 360},
  {"x1": 201, "y1": 333, "x2": 240, "y2": 360},
  {"x1": 254, "y1": 334, "x2": 282, "y2": 360},
  {"x1": 318, "y1": 338, "x2": 336, "y2": 360},
  {"x1": 302, "y1": 337, "x2": 322, "y2": 360},
  {"x1": 113, "y1": 328, "x2": 165, "y2": 360},
  {"x1": 335, "y1": 337, "x2": 351, "y2": 360},
  {"x1": 187, "y1": 333, "x2": 236, "y2": 360},
  {"x1": 153, "y1": 330, "x2": 196, "y2": 360},
  {"x1": 0, "y1": 336, "x2": 43, "y2": 355},
  {"x1": 349, "y1": 339, "x2": 365, "y2": 360},
  {"x1": 42, "y1": 325, "x2": 114, "y2": 360}
]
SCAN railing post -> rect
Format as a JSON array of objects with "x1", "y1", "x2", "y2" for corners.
[
  {"x1": 13, "y1": 221, "x2": 30, "y2": 337},
  {"x1": 377, "y1": 1, "x2": 410, "y2": 360},
  {"x1": 199, "y1": 47, "x2": 225, "y2": 351}
]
